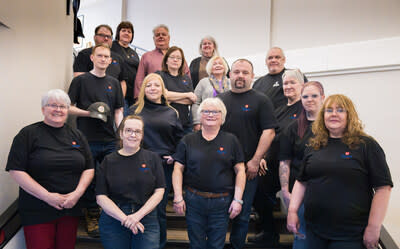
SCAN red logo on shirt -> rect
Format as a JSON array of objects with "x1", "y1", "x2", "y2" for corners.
[
  {"x1": 345, "y1": 152, "x2": 350, "y2": 155},
  {"x1": 140, "y1": 163, "x2": 149, "y2": 172},
  {"x1": 141, "y1": 164, "x2": 146, "y2": 168},
  {"x1": 71, "y1": 141, "x2": 80, "y2": 148},
  {"x1": 217, "y1": 147, "x2": 226, "y2": 155},
  {"x1": 341, "y1": 151, "x2": 352, "y2": 159}
]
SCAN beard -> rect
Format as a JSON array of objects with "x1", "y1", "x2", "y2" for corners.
[{"x1": 233, "y1": 78, "x2": 247, "y2": 89}]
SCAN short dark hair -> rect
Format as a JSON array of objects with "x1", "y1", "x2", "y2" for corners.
[
  {"x1": 162, "y1": 46, "x2": 186, "y2": 76},
  {"x1": 94, "y1": 24, "x2": 113, "y2": 36},
  {"x1": 231, "y1": 58, "x2": 254, "y2": 73},
  {"x1": 115, "y1": 21, "x2": 134, "y2": 42}
]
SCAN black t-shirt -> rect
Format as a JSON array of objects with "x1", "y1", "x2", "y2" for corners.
[
  {"x1": 96, "y1": 149, "x2": 166, "y2": 205},
  {"x1": 68, "y1": 72, "x2": 124, "y2": 142},
  {"x1": 219, "y1": 89, "x2": 278, "y2": 161},
  {"x1": 129, "y1": 98, "x2": 184, "y2": 156},
  {"x1": 157, "y1": 71, "x2": 193, "y2": 129},
  {"x1": 253, "y1": 68, "x2": 308, "y2": 109},
  {"x1": 279, "y1": 119, "x2": 313, "y2": 191},
  {"x1": 274, "y1": 100, "x2": 303, "y2": 138},
  {"x1": 298, "y1": 137, "x2": 393, "y2": 240},
  {"x1": 6, "y1": 122, "x2": 94, "y2": 225},
  {"x1": 173, "y1": 131, "x2": 244, "y2": 193},
  {"x1": 73, "y1": 47, "x2": 127, "y2": 82},
  {"x1": 111, "y1": 41, "x2": 140, "y2": 100}
]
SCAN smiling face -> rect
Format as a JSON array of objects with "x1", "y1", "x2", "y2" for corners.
[
  {"x1": 166, "y1": 50, "x2": 183, "y2": 72},
  {"x1": 283, "y1": 76, "x2": 303, "y2": 102},
  {"x1": 230, "y1": 60, "x2": 254, "y2": 92},
  {"x1": 90, "y1": 46, "x2": 112, "y2": 71},
  {"x1": 324, "y1": 103, "x2": 348, "y2": 138},
  {"x1": 153, "y1": 27, "x2": 170, "y2": 50},
  {"x1": 42, "y1": 99, "x2": 69, "y2": 127},
  {"x1": 301, "y1": 85, "x2": 325, "y2": 116},
  {"x1": 200, "y1": 103, "x2": 223, "y2": 128},
  {"x1": 120, "y1": 118, "x2": 143, "y2": 150},
  {"x1": 119, "y1": 28, "x2": 133, "y2": 44},
  {"x1": 201, "y1": 39, "x2": 215, "y2": 58},
  {"x1": 94, "y1": 26, "x2": 113, "y2": 47},
  {"x1": 266, "y1": 48, "x2": 285, "y2": 74},
  {"x1": 211, "y1": 58, "x2": 225, "y2": 76},
  {"x1": 144, "y1": 78, "x2": 162, "y2": 103}
]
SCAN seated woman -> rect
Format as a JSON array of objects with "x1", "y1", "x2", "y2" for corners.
[
  {"x1": 279, "y1": 81, "x2": 325, "y2": 248},
  {"x1": 157, "y1": 46, "x2": 196, "y2": 133},
  {"x1": 96, "y1": 115, "x2": 165, "y2": 249},
  {"x1": 172, "y1": 97, "x2": 246, "y2": 249},
  {"x1": 287, "y1": 94, "x2": 393, "y2": 249},
  {"x1": 192, "y1": 56, "x2": 230, "y2": 131},
  {"x1": 6, "y1": 89, "x2": 94, "y2": 249},
  {"x1": 129, "y1": 73, "x2": 183, "y2": 249}
]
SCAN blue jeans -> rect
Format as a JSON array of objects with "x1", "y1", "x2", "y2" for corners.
[
  {"x1": 157, "y1": 161, "x2": 173, "y2": 249},
  {"x1": 99, "y1": 203, "x2": 160, "y2": 249},
  {"x1": 293, "y1": 203, "x2": 307, "y2": 249},
  {"x1": 185, "y1": 190, "x2": 232, "y2": 249},
  {"x1": 82, "y1": 141, "x2": 117, "y2": 207},
  {"x1": 229, "y1": 176, "x2": 259, "y2": 249},
  {"x1": 306, "y1": 227, "x2": 365, "y2": 249}
]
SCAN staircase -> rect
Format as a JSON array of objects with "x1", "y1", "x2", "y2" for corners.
[{"x1": 75, "y1": 198, "x2": 293, "y2": 249}]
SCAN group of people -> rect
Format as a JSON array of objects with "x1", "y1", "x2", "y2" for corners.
[{"x1": 5, "y1": 21, "x2": 393, "y2": 249}]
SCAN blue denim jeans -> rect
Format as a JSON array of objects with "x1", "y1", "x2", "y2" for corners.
[
  {"x1": 229, "y1": 176, "x2": 258, "y2": 249},
  {"x1": 185, "y1": 190, "x2": 232, "y2": 249},
  {"x1": 157, "y1": 161, "x2": 173, "y2": 249},
  {"x1": 293, "y1": 203, "x2": 307, "y2": 249},
  {"x1": 305, "y1": 226, "x2": 365, "y2": 249},
  {"x1": 99, "y1": 203, "x2": 160, "y2": 249},
  {"x1": 82, "y1": 141, "x2": 117, "y2": 207}
]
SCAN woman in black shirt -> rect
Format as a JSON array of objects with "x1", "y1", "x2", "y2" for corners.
[
  {"x1": 157, "y1": 46, "x2": 196, "y2": 133},
  {"x1": 96, "y1": 115, "x2": 165, "y2": 249},
  {"x1": 279, "y1": 81, "x2": 325, "y2": 248},
  {"x1": 6, "y1": 89, "x2": 94, "y2": 249},
  {"x1": 129, "y1": 73, "x2": 183, "y2": 249},
  {"x1": 172, "y1": 97, "x2": 246, "y2": 249},
  {"x1": 111, "y1": 21, "x2": 140, "y2": 111},
  {"x1": 287, "y1": 94, "x2": 393, "y2": 249}
]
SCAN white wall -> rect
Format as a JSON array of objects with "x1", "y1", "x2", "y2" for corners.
[
  {"x1": 125, "y1": 0, "x2": 271, "y2": 69},
  {"x1": 0, "y1": 0, "x2": 74, "y2": 214},
  {"x1": 75, "y1": 0, "x2": 123, "y2": 50}
]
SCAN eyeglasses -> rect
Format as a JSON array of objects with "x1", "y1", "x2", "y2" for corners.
[
  {"x1": 168, "y1": 56, "x2": 182, "y2": 61},
  {"x1": 46, "y1": 103, "x2": 68, "y2": 110},
  {"x1": 96, "y1": 33, "x2": 112, "y2": 39},
  {"x1": 324, "y1": 108, "x2": 346, "y2": 114},
  {"x1": 201, "y1": 110, "x2": 222, "y2": 115},
  {"x1": 124, "y1": 128, "x2": 142, "y2": 136}
]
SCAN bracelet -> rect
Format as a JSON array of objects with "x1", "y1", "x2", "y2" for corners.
[
  {"x1": 173, "y1": 199, "x2": 184, "y2": 204},
  {"x1": 233, "y1": 198, "x2": 243, "y2": 205}
]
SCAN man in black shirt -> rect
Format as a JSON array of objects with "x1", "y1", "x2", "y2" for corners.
[
  {"x1": 253, "y1": 47, "x2": 307, "y2": 109},
  {"x1": 73, "y1": 24, "x2": 127, "y2": 99},
  {"x1": 68, "y1": 44, "x2": 124, "y2": 237},
  {"x1": 219, "y1": 59, "x2": 277, "y2": 249}
]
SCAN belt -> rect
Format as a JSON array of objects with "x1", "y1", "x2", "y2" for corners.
[{"x1": 186, "y1": 186, "x2": 229, "y2": 198}]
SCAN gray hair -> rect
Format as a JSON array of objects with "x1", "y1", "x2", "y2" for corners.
[
  {"x1": 205, "y1": 56, "x2": 229, "y2": 76},
  {"x1": 41, "y1": 89, "x2": 71, "y2": 108},
  {"x1": 266, "y1": 46, "x2": 286, "y2": 60},
  {"x1": 152, "y1": 24, "x2": 169, "y2": 36},
  {"x1": 199, "y1": 36, "x2": 219, "y2": 56},
  {"x1": 282, "y1": 69, "x2": 304, "y2": 84},
  {"x1": 198, "y1": 97, "x2": 227, "y2": 125}
]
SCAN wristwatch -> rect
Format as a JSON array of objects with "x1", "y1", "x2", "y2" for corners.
[{"x1": 233, "y1": 198, "x2": 243, "y2": 205}]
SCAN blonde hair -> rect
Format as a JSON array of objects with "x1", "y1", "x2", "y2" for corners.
[
  {"x1": 309, "y1": 94, "x2": 368, "y2": 150},
  {"x1": 133, "y1": 73, "x2": 176, "y2": 115}
]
